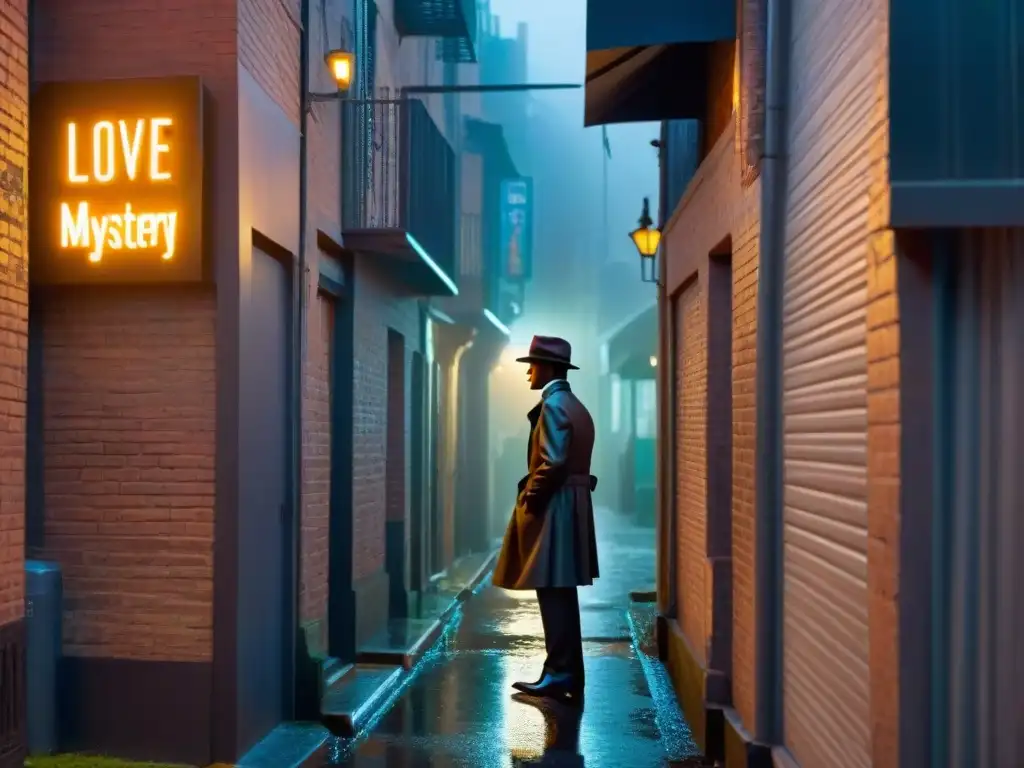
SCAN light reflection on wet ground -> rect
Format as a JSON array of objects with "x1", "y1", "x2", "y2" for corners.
[{"x1": 324, "y1": 512, "x2": 707, "y2": 767}]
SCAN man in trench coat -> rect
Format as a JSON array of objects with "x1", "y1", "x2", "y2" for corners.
[{"x1": 492, "y1": 335, "x2": 599, "y2": 704}]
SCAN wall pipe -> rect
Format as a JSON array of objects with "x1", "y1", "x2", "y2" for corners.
[
  {"x1": 754, "y1": 0, "x2": 792, "y2": 746},
  {"x1": 655, "y1": 123, "x2": 676, "y2": 619},
  {"x1": 293, "y1": 0, "x2": 312, "y2": 721}
]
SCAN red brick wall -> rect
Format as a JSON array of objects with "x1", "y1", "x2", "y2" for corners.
[
  {"x1": 0, "y1": 0, "x2": 28, "y2": 631},
  {"x1": 352, "y1": 266, "x2": 419, "y2": 580},
  {"x1": 239, "y1": 0, "x2": 301, "y2": 125},
  {"x1": 300, "y1": 1, "x2": 344, "y2": 654},
  {"x1": 664, "y1": 124, "x2": 761, "y2": 727},
  {"x1": 730, "y1": 188, "x2": 760, "y2": 731},
  {"x1": 674, "y1": 278, "x2": 707, "y2": 666},
  {"x1": 38, "y1": 291, "x2": 216, "y2": 661},
  {"x1": 385, "y1": 331, "x2": 406, "y2": 524},
  {"x1": 31, "y1": 0, "x2": 234, "y2": 664},
  {"x1": 33, "y1": 0, "x2": 237, "y2": 88},
  {"x1": 300, "y1": 293, "x2": 332, "y2": 648}
]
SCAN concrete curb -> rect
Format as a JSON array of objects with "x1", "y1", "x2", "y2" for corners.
[
  {"x1": 236, "y1": 548, "x2": 499, "y2": 768},
  {"x1": 456, "y1": 548, "x2": 499, "y2": 603}
]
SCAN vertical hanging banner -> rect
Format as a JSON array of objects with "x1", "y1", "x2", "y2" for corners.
[{"x1": 499, "y1": 177, "x2": 533, "y2": 282}]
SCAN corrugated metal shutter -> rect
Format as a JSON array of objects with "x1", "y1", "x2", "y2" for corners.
[
  {"x1": 934, "y1": 230, "x2": 1024, "y2": 768},
  {"x1": 780, "y1": 0, "x2": 873, "y2": 763},
  {"x1": 674, "y1": 279, "x2": 707, "y2": 662}
]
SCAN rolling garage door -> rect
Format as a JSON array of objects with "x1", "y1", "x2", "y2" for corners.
[
  {"x1": 934, "y1": 230, "x2": 1024, "y2": 768},
  {"x1": 779, "y1": 0, "x2": 873, "y2": 764}
]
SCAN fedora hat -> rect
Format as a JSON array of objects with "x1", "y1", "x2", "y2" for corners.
[{"x1": 515, "y1": 335, "x2": 579, "y2": 370}]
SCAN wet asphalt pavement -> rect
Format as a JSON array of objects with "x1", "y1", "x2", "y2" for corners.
[{"x1": 323, "y1": 512, "x2": 707, "y2": 768}]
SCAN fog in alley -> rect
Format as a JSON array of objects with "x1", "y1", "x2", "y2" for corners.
[{"x1": 479, "y1": 0, "x2": 661, "y2": 535}]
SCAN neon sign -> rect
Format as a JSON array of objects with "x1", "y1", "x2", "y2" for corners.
[
  {"x1": 31, "y1": 76, "x2": 205, "y2": 285},
  {"x1": 59, "y1": 118, "x2": 179, "y2": 264}
]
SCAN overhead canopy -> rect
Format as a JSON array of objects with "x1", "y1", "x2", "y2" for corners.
[
  {"x1": 584, "y1": 0, "x2": 735, "y2": 127},
  {"x1": 464, "y1": 117, "x2": 519, "y2": 180},
  {"x1": 601, "y1": 302, "x2": 658, "y2": 380}
]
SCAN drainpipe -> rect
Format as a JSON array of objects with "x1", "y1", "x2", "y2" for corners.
[
  {"x1": 655, "y1": 124, "x2": 674, "y2": 620},
  {"x1": 445, "y1": 334, "x2": 476, "y2": 561},
  {"x1": 293, "y1": 0, "x2": 312, "y2": 721},
  {"x1": 754, "y1": 0, "x2": 791, "y2": 745}
]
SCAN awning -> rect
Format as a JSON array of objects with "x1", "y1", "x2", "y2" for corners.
[
  {"x1": 584, "y1": 0, "x2": 735, "y2": 127},
  {"x1": 600, "y1": 302, "x2": 658, "y2": 380},
  {"x1": 464, "y1": 117, "x2": 519, "y2": 179}
]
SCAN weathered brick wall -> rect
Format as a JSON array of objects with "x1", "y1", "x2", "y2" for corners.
[
  {"x1": 38, "y1": 291, "x2": 216, "y2": 661},
  {"x1": 0, "y1": 0, "x2": 28, "y2": 632},
  {"x1": 352, "y1": 266, "x2": 418, "y2": 580},
  {"x1": 385, "y1": 331, "x2": 406, "y2": 524},
  {"x1": 300, "y1": 293, "x2": 332, "y2": 646},
  {"x1": 674, "y1": 278, "x2": 707, "y2": 665},
  {"x1": 31, "y1": 0, "x2": 236, "y2": 664},
  {"x1": 665, "y1": 122, "x2": 761, "y2": 724},
  {"x1": 730, "y1": 188, "x2": 760, "y2": 731},
  {"x1": 239, "y1": 0, "x2": 301, "y2": 124},
  {"x1": 299, "y1": 0, "x2": 346, "y2": 653}
]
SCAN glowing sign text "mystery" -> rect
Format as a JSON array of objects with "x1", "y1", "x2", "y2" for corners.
[{"x1": 59, "y1": 118, "x2": 179, "y2": 264}]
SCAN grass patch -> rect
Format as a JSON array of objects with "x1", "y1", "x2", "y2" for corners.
[{"x1": 25, "y1": 756, "x2": 194, "y2": 768}]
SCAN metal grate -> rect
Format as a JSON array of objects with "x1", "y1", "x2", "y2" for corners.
[
  {"x1": 435, "y1": 35, "x2": 477, "y2": 63},
  {"x1": 341, "y1": 98, "x2": 457, "y2": 277},
  {"x1": 0, "y1": 622, "x2": 25, "y2": 765}
]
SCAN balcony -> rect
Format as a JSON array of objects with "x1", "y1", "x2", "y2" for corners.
[
  {"x1": 395, "y1": 0, "x2": 477, "y2": 62},
  {"x1": 341, "y1": 98, "x2": 458, "y2": 296}
]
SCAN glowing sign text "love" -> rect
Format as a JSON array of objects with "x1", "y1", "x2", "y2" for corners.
[{"x1": 59, "y1": 118, "x2": 179, "y2": 264}]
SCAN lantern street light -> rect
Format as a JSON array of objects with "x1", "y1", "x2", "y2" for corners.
[
  {"x1": 630, "y1": 197, "x2": 662, "y2": 284},
  {"x1": 305, "y1": 49, "x2": 356, "y2": 110}
]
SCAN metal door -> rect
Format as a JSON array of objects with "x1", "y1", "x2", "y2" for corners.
[
  {"x1": 243, "y1": 247, "x2": 291, "y2": 740},
  {"x1": 780, "y1": 0, "x2": 873, "y2": 761},
  {"x1": 933, "y1": 229, "x2": 1024, "y2": 768}
]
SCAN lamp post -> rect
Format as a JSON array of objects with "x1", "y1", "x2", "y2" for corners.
[{"x1": 629, "y1": 197, "x2": 662, "y2": 284}]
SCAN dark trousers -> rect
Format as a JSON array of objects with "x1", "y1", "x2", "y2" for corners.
[{"x1": 536, "y1": 587, "x2": 584, "y2": 682}]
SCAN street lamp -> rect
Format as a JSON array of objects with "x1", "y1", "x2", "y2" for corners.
[
  {"x1": 306, "y1": 48, "x2": 355, "y2": 110},
  {"x1": 630, "y1": 197, "x2": 661, "y2": 284}
]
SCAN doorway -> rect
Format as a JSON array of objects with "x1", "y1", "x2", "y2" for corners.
[
  {"x1": 327, "y1": 284, "x2": 356, "y2": 663},
  {"x1": 706, "y1": 243, "x2": 733, "y2": 676},
  {"x1": 385, "y1": 329, "x2": 407, "y2": 618},
  {"x1": 409, "y1": 351, "x2": 426, "y2": 596},
  {"x1": 242, "y1": 246, "x2": 292, "y2": 741}
]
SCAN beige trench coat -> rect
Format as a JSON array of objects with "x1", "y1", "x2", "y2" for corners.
[{"x1": 492, "y1": 380, "x2": 600, "y2": 590}]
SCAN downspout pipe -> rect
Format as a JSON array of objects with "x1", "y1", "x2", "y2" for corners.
[
  {"x1": 754, "y1": 0, "x2": 791, "y2": 746},
  {"x1": 655, "y1": 122, "x2": 675, "y2": 620},
  {"x1": 293, "y1": 0, "x2": 312, "y2": 721}
]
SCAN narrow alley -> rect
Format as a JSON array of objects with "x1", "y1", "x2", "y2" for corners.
[{"x1": 322, "y1": 512, "x2": 706, "y2": 768}]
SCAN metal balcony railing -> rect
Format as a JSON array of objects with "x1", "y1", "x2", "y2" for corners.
[
  {"x1": 341, "y1": 98, "x2": 457, "y2": 280},
  {"x1": 396, "y1": 0, "x2": 477, "y2": 61}
]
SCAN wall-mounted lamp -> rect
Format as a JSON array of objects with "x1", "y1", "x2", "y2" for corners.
[
  {"x1": 306, "y1": 49, "x2": 355, "y2": 110},
  {"x1": 630, "y1": 196, "x2": 661, "y2": 284},
  {"x1": 649, "y1": 355, "x2": 658, "y2": 368}
]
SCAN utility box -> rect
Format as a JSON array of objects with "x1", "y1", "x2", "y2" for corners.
[{"x1": 25, "y1": 561, "x2": 62, "y2": 755}]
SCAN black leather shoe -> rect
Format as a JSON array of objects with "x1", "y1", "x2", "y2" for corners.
[
  {"x1": 511, "y1": 665, "x2": 552, "y2": 693},
  {"x1": 517, "y1": 672, "x2": 584, "y2": 705}
]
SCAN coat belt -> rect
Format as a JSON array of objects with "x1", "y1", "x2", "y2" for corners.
[{"x1": 563, "y1": 474, "x2": 597, "y2": 489}]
